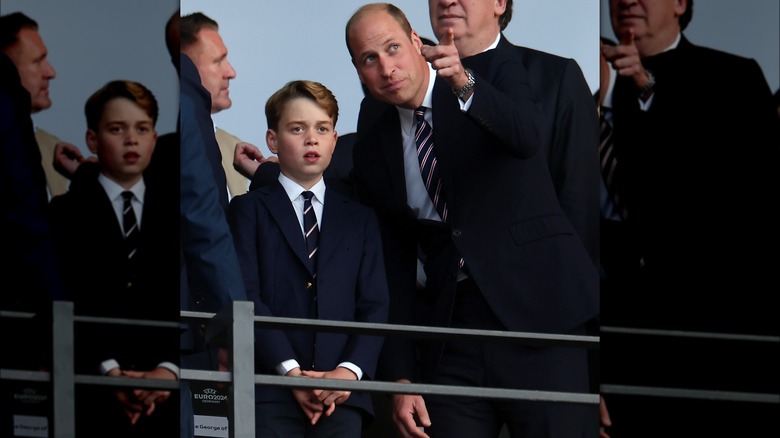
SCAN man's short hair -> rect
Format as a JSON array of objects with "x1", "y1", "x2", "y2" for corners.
[
  {"x1": 0, "y1": 12, "x2": 38, "y2": 52},
  {"x1": 499, "y1": 0, "x2": 513, "y2": 31},
  {"x1": 346, "y1": 3, "x2": 414, "y2": 59},
  {"x1": 265, "y1": 80, "x2": 338, "y2": 131},
  {"x1": 85, "y1": 80, "x2": 159, "y2": 131},
  {"x1": 680, "y1": 0, "x2": 693, "y2": 31},
  {"x1": 180, "y1": 12, "x2": 219, "y2": 52}
]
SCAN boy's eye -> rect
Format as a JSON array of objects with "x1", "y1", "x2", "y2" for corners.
[
  {"x1": 389, "y1": 44, "x2": 399, "y2": 52},
  {"x1": 365, "y1": 54, "x2": 376, "y2": 64},
  {"x1": 291, "y1": 126, "x2": 303, "y2": 133},
  {"x1": 317, "y1": 126, "x2": 329, "y2": 133},
  {"x1": 109, "y1": 126, "x2": 123, "y2": 133}
]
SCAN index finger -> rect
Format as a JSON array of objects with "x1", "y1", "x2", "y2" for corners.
[
  {"x1": 440, "y1": 28, "x2": 455, "y2": 47},
  {"x1": 619, "y1": 28, "x2": 635, "y2": 47}
]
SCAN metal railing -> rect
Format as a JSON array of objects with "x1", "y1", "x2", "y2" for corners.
[{"x1": 3, "y1": 300, "x2": 599, "y2": 437}]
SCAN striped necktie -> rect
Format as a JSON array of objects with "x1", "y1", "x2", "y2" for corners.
[
  {"x1": 415, "y1": 106, "x2": 448, "y2": 222},
  {"x1": 121, "y1": 191, "x2": 140, "y2": 287},
  {"x1": 302, "y1": 191, "x2": 319, "y2": 275},
  {"x1": 599, "y1": 108, "x2": 627, "y2": 220}
]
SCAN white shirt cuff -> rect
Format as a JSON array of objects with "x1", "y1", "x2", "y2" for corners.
[
  {"x1": 338, "y1": 362, "x2": 363, "y2": 380},
  {"x1": 459, "y1": 92, "x2": 474, "y2": 112},
  {"x1": 157, "y1": 362, "x2": 180, "y2": 379},
  {"x1": 276, "y1": 359, "x2": 300, "y2": 376},
  {"x1": 99, "y1": 359, "x2": 120, "y2": 375}
]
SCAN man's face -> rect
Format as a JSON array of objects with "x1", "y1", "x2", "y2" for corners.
[
  {"x1": 86, "y1": 97, "x2": 157, "y2": 186},
  {"x1": 428, "y1": 0, "x2": 505, "y2": 45},
  {"x1": 348, "y1": 9, "x2": 429, "y2": 110},
  {"x1": 610, "y1": 0, "x2": 685, "y2": 52},
  {"x1": 4, "y1": 28, "x2": 56, "y2": 113},
  {"x1": 266, "y1": 97, "x2": 336, "y2": 189},
  {"x1": 184, "y1": 28, "x2": 236, "y2": 114}
]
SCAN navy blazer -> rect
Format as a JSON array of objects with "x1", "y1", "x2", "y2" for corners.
[
  {"x1": 47, "y1": 170, "x2": 179, "y2": 374},
  {"x1": 353, "y1": 35, "x2": 599, "y2": 381},
  {"x1": 228, "y1": 182, "x2": 389, "y2": 416},
  {"x1": 179, "y1": 53, "x2": 246, "y2": 333}
]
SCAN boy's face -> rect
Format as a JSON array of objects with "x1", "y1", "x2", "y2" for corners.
[
  {"x1": 86, "y1": 97, "x2": 157, "y2": 187},
  {"x1": 266, "y1": 97, "x2": 336, "y2": 190}
]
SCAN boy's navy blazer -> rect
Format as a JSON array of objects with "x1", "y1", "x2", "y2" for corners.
[{"x1": 228, "y1": 180, "x2": 389, "y2": 416}]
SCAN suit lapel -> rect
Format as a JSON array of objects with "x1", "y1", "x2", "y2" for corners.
[
  {"x1": 260, "y1": 183, "x2": 313, "y2": 274},
  {"x1": 317, "y1": 190, "x2": 347, "y2": 269}
]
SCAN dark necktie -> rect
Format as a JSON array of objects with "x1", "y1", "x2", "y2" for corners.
[
  {"x1": 599, "y1": 109, "x2": 627, "y2": 220},
  {"x1": 415, "y1": 106, "x2": 448, "y2": 222},
  {"x1": 302, "y1": 191, "x2": 319, "y2": 276},
  {"x1": 122, "y1": 191, "x2": 140, "y2": 287}
]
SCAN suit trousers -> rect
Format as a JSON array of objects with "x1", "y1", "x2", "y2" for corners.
[
  {"x1": 254, "y1": 401, "x2": 362, "y2": 437},
  {"x1": 424, "y1": 278, "x2": 597, "y2": 438}
]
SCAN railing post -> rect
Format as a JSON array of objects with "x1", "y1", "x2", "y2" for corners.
[
  {"x1": 51, "y1": 300, "x2": 74, "y2": 437},
  {"x1": 229, "y1": 301, "x2": 254, "y2": 438}
]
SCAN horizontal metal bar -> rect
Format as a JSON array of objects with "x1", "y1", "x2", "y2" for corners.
[
  {"x1": 181, "y1": 310, "x2": 598, "y2": 349},
  {"x1": 73, "y1": 315, "x2": 180, "y2": 329},
  {"x1": 181, "y1": 369, "x2": 232, "y2": 383},
  {"x1": 601, "y1": 384, "x2": 780, "y2": 404},
  {"x1": 600, "y1": 326, "x2": 779, "y2": 343},
  {"x1": 75, "y1": 374, "x2": 180, "y2": 390},
  {"x1": 250, "y1": 375, "x2": 599, "y2": 405},
  {"x1": 0, "y1": 369, "x2": 51, "y2": 382},
  {"x1": 0, "y1": 310, "x2": 36, "y2": 319}
]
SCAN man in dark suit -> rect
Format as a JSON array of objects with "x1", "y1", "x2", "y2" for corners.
[
  {"x1": 1, "y1": 50, "x2": 65, "y2": 438},
  {"x1": 227, "y1": 79, "x2": 389, "y2": 435},
  {"x1": 346, "y1": 3, "x2": 599, "y2": 437},
  {"x1": 179, "y1": 50, "x2": 248, "y2": 438},
  {"x1": 599, "y1": 0, "x2": 779, "y2": 436}
]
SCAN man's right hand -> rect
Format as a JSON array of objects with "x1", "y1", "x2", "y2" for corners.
[
  {"x1": 53, "y1": 142, "x2": 95, "y2": 179},
  {"x1": 392, "y1": 380, "x2": 431, "y2": 438},
  {"x1": 233, "y1": 141, "x2": 278, "y2": 179},
  {"x1": 601, "y1": 29, "x2": 652, "y2": 92}
]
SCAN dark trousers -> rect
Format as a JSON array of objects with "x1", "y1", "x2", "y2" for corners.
[
  {"x1": 254, "y1": 401, "x2": 362, "y2": 437},
  {"x1": 424, "y1": 279, "x2": 598, "y2": 438}
]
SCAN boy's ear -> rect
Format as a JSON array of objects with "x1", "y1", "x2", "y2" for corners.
[
  {"x1": 86, "y1": 130, "x2": 98, "y2": 154},
  {"x1": 266, "y1": 129, "x2": 278, "y2": 154}
]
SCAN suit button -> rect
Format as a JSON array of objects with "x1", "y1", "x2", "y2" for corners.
[
  {"x1": 452, "y1": 229, "x2": 462, "y2": 237},
  {"x1": 194, "y1": 295, "x2": 205, "y2": 305},
  {"x1": 306, "y1": 281, "x2": 313, "y2": 290}
]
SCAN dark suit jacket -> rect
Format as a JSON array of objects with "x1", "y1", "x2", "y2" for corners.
[
  {"x1": 353, "y1": 35, "x2": 599, "y2": 382},
  {"x1": 227, "y1": 182, "x2": 389, "y2": 416},
  {"x1": 603, "y1": 35, "x2": 779, "y2": 334},
  {"x1": 179, "y1": 53, "x2": 246, "y2": 348},
  {"x1": 1, "y1": 53, "x2": 65, "y2": 312},
  {"x1": 47, "y1": 171, "x2": 179, "y2": 374}
]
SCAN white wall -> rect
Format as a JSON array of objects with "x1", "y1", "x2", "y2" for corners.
[
  {"x1": 1, "y1": 0, "x2": 180, "y2": 156},
  {"x1": 181, "y1": 0, "x2": 600, "y2": 158},
  {"x1": 600, "y1": 0, "x2": 779, "y2": 92}
]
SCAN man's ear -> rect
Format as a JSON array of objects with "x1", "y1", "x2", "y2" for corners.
[
  {"x1": 266, "y1": 129, "x2": 278, "y2": 154},
  {"x1": 86, "y1": 129, "x2": 98, "y2": 154}
]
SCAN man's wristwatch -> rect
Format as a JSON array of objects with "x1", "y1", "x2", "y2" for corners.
[
  {"x1": 453, "y1": 68, "x2": 475, "y2": 100},
  {"x1": 638, "y1": 69, "x2": 655, "y2": 101}
]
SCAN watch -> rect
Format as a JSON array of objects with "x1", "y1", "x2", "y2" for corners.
[
  {"x1": 638, "y1": 69, "x2": 655, "y2": 101},
  {"x1": 453, "y1": 68, "x2": 475, "y2": 100}
]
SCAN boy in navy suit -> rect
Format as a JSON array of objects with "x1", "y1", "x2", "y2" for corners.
[
  {"x1": 47, "y1": 80, "x2": 179, "y2": 437},
  {"x1": 227, "y1": 80, "x2": 389, "y2": 436}
]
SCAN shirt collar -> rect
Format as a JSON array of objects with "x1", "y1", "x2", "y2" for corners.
[
  {"x1": 99, "y1": 173, "x2": 145, "y2": 204},
  {"x1": 278, "y1": 172, "x2": 326, "y2": 203}
]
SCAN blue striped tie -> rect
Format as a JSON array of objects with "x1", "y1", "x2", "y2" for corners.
[
  {"x1": 302, "y1": 191, "x2": 319, "y2": 275},
  {"x1": 415, "y1": 106, "x2": 448, "y2": 222}
]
